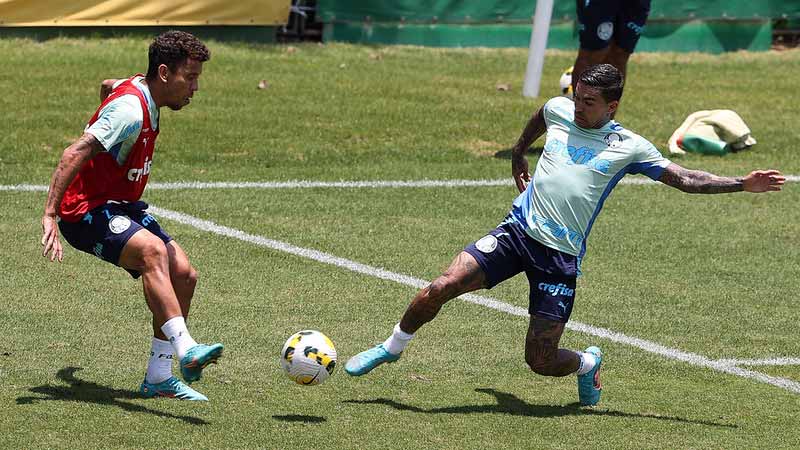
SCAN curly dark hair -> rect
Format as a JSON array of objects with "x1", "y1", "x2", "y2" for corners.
[
  {"x1": 578, "y1": 64, "x2": 624, "y2": 103},
  {"x1": 146, "y1": 30, "x2": 210, "y2": 80}
]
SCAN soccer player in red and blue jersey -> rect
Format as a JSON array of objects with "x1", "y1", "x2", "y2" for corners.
[{"x1": 41, "y1": 31, "x2": 222, "y2": 401}]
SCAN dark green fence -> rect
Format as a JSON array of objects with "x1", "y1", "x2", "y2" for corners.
[{"x1": 318, "y1": 0, "x2": 800, "y2": 52}]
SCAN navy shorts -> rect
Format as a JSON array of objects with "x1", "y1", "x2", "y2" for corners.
[
  {"x1": 576, "y1": 0, "x2": 650, "y2": 53},
  {"x1": 464, "y1": 220, "x2": 578, "y2": 323},
  {"x1": 58, "y1": 201, "x2": 172, "y2": 279}
]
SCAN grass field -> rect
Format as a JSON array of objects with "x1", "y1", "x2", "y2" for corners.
[{"x1": 1, "y1": 37, "x2": 799, "y2": 449}]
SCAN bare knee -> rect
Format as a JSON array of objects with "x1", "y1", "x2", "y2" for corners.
[
  {"x1": 425, "y1": 274, "x2": 461, "y2": 303},
  {"x1": 606, "y1": 45, "x2": 631, "y2": 72},
  {"x1": 426, "y1": 276, "x2": 449, "y2": 298},
  {"x1": 139, "y1": 240, "x2": 170, "y2": 272},
  {"x1": 176, "y1": 265, "x2": 198, "y2": 290},
  {"x1": 409, "y1": 275, "x2": 458, "y2": 317}
]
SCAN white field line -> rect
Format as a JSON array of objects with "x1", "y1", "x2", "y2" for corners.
[
  {"x1": 150, "y1": 205, "x2": 800, "y2": 395},
  {"x1": 3, "y1": 175, "x2": 799, "y2": 192},
  {"x1": 716, "y1": 358, "x2": 800, "y2": 366}
]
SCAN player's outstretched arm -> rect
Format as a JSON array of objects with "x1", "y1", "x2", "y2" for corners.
[
  {"x1": 511, "y1": 106, "x2": 546, "y2": 193},
  {"x1": 658, "y1": 163, "x2": 785, "y2": 194},
  {"x1": 100, "y1": 79, "x2": 119, "y2": 102},
  {"x1": 41, "y1": 133, "x2": 105, "y2": 262}
]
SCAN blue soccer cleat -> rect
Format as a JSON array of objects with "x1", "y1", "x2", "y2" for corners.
[
  {"x1": 345, "y1": 344, "x2": 401, "y2": 376},
  {"x1": 577, "y1": 346, "x2": 603, "y2": 406},
  {"x1": 180, "y1": 343, "x2": 224, "y2": 383},
  {"x1": 140, "y1": 376, "x2": 208, "y2": 401}
]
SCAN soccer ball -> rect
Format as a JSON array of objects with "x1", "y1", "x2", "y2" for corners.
[
  {"x1": 559, "y1": 66, "x2": 574, "y2": 97},
  {"x1": 280, "y1": 330, "x2": 337, "y2": 386}
]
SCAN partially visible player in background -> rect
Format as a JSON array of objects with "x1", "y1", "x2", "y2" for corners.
[
  {"x1": 40, "y1": 30, "x2": 222, "y2": 401},
  {"x1": 571, "y1": 0, "x2": 650, "y2": 94}
]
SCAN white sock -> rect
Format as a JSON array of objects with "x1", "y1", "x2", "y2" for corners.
[
  {"x1": 576, "y1": 351, "x2": 597, "y2": 376},
  {"x1": 145, "y1": 337, "x2": 174, "y2": 384},
  {"x1": 160, "y1": 316, "x2": 198, "y2": 359},
  {"x1": 382, "y1": 323, "x2": 414, "y2": 355}
]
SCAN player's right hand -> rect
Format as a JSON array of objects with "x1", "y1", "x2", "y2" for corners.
[
  {"x1": 512, "y1": 154, "x2": 530, "y2": 193},
  {"x1": 742, "y1": 169, "x2": 785, "y2": 193},
  {"x1": 41, "y1": 214, "x2": 63, "y2": 262}
]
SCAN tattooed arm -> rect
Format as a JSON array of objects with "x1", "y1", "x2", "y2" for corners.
[
  {"x1": 41, "y1": 133, "x2": 105, "y2": 262},
  {"x1": 658, "y1": 163, "x2": 785, "y2": 194},
  {"x1": 512, "y1": 106, "x2": 547, "y2": 193}
]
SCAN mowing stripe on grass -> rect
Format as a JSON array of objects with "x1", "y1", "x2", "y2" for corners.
[
  {"x1": 150, "y1": 205, "x2": 800, "y2": 395},
  {"x1": 3, "y1": 174, "x2": 798, "y2": 192}
]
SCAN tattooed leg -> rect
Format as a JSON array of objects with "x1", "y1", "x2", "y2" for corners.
[
  {"x1": 525, "y1": 314, "x2": 580, "y2": 377},
  {"x1": 399, "y1": 251, "x2": 487, "y2": 334}
]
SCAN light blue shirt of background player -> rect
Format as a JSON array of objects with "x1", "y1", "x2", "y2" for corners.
[{"x1": 505, "y1": 95, "x2": 669, "y2": 265}]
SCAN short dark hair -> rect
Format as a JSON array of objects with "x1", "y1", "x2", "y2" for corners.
[
  {"x1": 146, "y1": 30, "x2": 210, "y2": 80},
  {"x1": 578, "y1": 64, "x2": 624, "y2": 103}
]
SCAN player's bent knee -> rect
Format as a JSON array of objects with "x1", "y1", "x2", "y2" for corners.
[
  {"x1": 174, "y1": 264, "x2": 198, "y2": 288},
  {"x1": 138, "y1": 239, "x2": 170, "y2": 270},
  {"x1": 426, "y1": 276, "x2": 459, "y2": 303},
  {"x1": 183, "y1": 267, "x2": 198, "y2": 293}
]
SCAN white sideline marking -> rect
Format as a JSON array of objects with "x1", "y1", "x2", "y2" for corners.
[
  {"x1": 149, "y1": 179, "x2": 514, "y2": 190},
  {"x1": 0, "y1": 184, "x2": 47, "y2": 192},
  {"x1": 3, "y1": 175, "x2": 798, "y2": 192},
  {"x1": 716, "y1": 358, "x2": 800, "y2": 366},
  {"x1": 150, "y1": 205, "x2": 800, "y2": 395}
]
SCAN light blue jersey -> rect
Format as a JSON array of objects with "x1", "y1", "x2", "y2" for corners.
[{"x1": 505, "y1": 96, "x2": 670, "y2": 265}]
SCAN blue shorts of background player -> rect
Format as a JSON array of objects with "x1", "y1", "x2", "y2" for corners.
[
  {"x1": 58, "y1": 201, "x2": 172, "y2": 279},
  {"x1": 464, "y1": 220, "x2": 578, "y2": 323},
  {"x1": 571, "y1": 0, "x2": 651, "y2": 93},
  {"x1": 577, "y1": 0, "x2": 650, "y2": 53}
]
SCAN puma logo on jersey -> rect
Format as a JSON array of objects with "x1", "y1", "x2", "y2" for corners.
[{"x1": 127, "y1": 156, "x2": 152, "y2": 182}]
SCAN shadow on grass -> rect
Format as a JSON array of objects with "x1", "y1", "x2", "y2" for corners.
[
  {"x1": 272, "y1": 414, "x2": 327, "y2": 424},
  {"x1": 493, "y1": 146, "x2": 544, "y2": 160},
  {"x1": 344, "y1": 388, "x2": 737, "y2": 429},
  {"x1": 16, "y1": 367, "x2": 208, "y2": 425}
]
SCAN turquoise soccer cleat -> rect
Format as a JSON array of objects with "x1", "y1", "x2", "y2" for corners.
[
  {"x1": 180, "y1": 343, "x2": 224, "y2": 383},
  {"x1": 577, "y1": 346, "x2": 603, "y2": 406},
  {"x1": 140, "y1": 376, "x2": 208, "y2": 401},
  {"x1": 344, "y1": 344, "x2": 400, "y2": 376}
]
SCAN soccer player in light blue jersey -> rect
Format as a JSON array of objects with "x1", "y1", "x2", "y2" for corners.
[{"x1": 346, "y1": 64, "x2": 785, "y2": 406}]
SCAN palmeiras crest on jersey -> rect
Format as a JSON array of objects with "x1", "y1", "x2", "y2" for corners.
[
  {"x1": 604, "y1": 132, "x2": 623, "y2": 148},
  {"x1": 475, "y1": 235, "x2": 498, "y2": 253},
  {"x1": 109, "y1": 215, "x2": 132, "y2": 234}
]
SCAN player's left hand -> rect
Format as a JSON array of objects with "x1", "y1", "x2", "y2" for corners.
[{"x1": 743, "y1": 170, "x2": 785, "y2": 193}]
